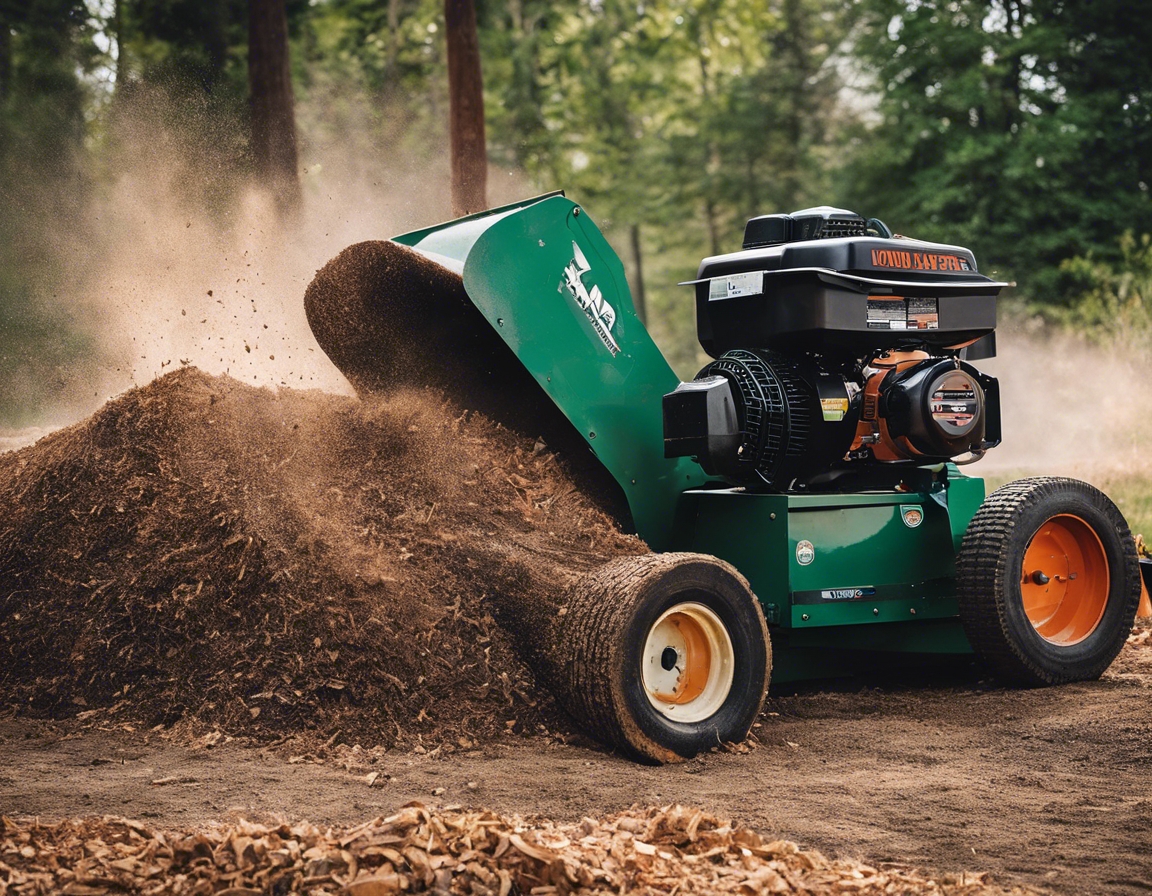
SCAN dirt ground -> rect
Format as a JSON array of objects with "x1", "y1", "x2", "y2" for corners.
[{"x1": 4, "y1": 628, "x2": 1149, "y2": 896}]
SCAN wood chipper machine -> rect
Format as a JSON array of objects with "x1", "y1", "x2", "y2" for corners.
[{"x1": 305, "y1": 192, "x2": 1144, "y2": 764}]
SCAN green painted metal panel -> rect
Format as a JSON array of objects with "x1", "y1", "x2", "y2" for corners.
[
  {"x1": 789, "y1": 591, "x2": 958, "y2": 628},
  {"x1": 673, "y1": 490, "x2": 791, "y2": 620},
  {"x1": 392, "y1": 191, "x2": 566, "y2": 258},
  {"x1": 770, "y1": 620, "x2": 975, "y2": 682},
  {"x1": 675, "y1": 473, "x2": 984, "y2": 632},
  {"x1": 777, "y1": 619, "x2": 973, "y2": 654},
  {"x1": 786, "y1": 493, "x2": 957, "y2": 627},
  {"x1": 943, "y1": 468, "x2": 986, "y2": 552},
  {"x1": 400, "y1": 194, "x2": 710, "y2": 549}
]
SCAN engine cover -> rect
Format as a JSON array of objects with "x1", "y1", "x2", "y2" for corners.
[
  {"x1": 866, "y1": 357, "x2": 1000, "y2": 461},
  {"x1": 690, "y1": 206, "x2": 1006, "y2": 358}
]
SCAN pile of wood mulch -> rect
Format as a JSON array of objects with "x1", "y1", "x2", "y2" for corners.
[
  {"x1": 0, "y1": 368, "x2": 644, "y2": 750},
  {"x1": 0, "y1": 804, "x2": 1041, "y2": 896}
]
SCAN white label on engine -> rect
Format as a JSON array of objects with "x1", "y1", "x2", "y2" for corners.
[
  {"x1": 867, "y1": 296, "x2": 939, "y2": 330},
  {"x1": 709, "y1": 271, "x2": 764, "y2": 300}
]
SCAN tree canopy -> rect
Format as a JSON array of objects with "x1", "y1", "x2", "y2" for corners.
[
  {"x1": 0, "y1": 0, "x2": 1148, "y2": 422},
  {"x1": 846, "y1": 0, "x2": 1152, "y2": 298}
]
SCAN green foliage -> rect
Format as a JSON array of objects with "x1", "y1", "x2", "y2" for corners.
[
  {"x1": 124, "y1": 0, "x2": 246, "y2": 92},
  {"x1": 478, "y1": 0, "x2": 856, "y2": 372},
  {"x1": 293, "y1": 0, "x2": 454, "y2": 164},
  {"x1": 503, "y1": 0, "x2": 851, "y2": 235},
  {"x1": 1053, "y1": 232, "x2": 1152, "y2": 339},
  {"x1": 0, "y1": 0, "x2": 92, "y2": 173},
  {"x1": 302, "y1": 0, "x2": 445, "y2": 94},
  {"x1": 0, "y1": 266, "x2": 93, "y2": 426},
  {"x1": 845, "y1": 0, "x2": 1152, "y2": 297},
  {"x1": 0, "y1": 0, "x2": 104, "y2": 425}
]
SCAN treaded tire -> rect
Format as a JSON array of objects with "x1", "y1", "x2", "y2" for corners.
[
  {"x1": 956, "y1": 477, "x2": 1140, "y2": 686},
  {"x1": 553, "y1": 553, "x2": 771, "y2": 764}
]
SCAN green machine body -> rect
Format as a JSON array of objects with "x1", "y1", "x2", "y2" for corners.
[{"x1": 390, "y1": 193, "x2": 1009, "y2": 677}]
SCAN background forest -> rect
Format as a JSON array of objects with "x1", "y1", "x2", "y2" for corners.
[{"x1": 0, "y1": 0, "x2": 1150, "y2": 429}]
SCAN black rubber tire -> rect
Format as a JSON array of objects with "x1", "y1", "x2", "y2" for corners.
[
  {"x1": 956, "y1": 477, "x2": 1141, "y2": 686},
  {"x1": 553, "y1": 553, "x2": 771, "y2": 764}
]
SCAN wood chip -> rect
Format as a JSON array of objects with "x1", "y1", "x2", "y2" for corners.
[{"x1": 0, "y1": 804, "x2": 1036, "y2": 896}]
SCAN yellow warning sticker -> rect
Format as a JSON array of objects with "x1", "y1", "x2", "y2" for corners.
[{"x1": 820, "y1": 398, "x2": 849, "y2": 421}]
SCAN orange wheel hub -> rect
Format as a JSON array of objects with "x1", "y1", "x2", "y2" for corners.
[
  {"x1": 1020, "y1": 514, "x2": 1109, "y2": 645},
  {"x1": 641, "y1": 602, "x2": 735, "y2": 723}
]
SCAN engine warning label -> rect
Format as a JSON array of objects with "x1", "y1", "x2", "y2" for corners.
[
  {"x1": 708, "y1": 271, "x2": 765, "y2": 300},
  {"x1": 867, "y1": 296, "x2": 939, "y2": 330},
  {"x1": 820, "y1": 398, "x2": 849, "y2": 421}
]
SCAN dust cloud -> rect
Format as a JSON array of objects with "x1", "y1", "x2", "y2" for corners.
[
  {"x1": 975, "y1": 324, "x2": 1152, "y2": 476},
  {"x1": 0, "y1": 89, "x2": 533, "y2": 449},
  {"x1": 72, "y1": 109, "x2": 448, "y2": 402}
]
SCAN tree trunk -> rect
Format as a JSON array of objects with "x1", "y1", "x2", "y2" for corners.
[
  {"x1": 704, "y1": 197, "x2": 721, "y2": 258},
  {"x1": 112, "y1": 0, "x2": 125, "y2": 84},
  {"x1": 696, "y1": 19, "x2": 723, "y2": 258},
  {"x1": 387, "y1": 0, "x2": 400, "y2": 81},
  {"x1": 445, "y1": 0, "x2": 487, "y2": 216},
  {"x1": 629, "y1": 224, "x2": 647, "y2": 325},
  {"x1": 249, "y1": 0, "x2": 301, "y2": 214},
  {"x1": 0, "y1": 15, "x2": 11, "y2": 103}
]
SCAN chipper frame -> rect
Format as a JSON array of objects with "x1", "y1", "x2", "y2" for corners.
[{"x1": 306, "y1": 192, "x2": 1144, "y2": 763}]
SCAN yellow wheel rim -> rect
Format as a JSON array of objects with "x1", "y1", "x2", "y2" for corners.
[{"x1": 1021, "y1": 514, "x2": 1110, "y2": 646}]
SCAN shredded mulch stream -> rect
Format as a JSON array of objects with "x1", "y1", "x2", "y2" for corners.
[
  {"x1": 302, "y1": 240, "x2": 634, "y2": 529},
  {"x1": 0, "y1": 804, "x2": 1040, "y2": 896},
  {"x1": 0, "y1": 368, "x2": 645, "y2": 748}
]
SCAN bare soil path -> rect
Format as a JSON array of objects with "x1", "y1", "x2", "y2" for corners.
[{"x1": 4, "y1": 637, "x2": 1150, "y2": 896}]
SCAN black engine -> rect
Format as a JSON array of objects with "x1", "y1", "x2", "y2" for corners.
[{"x1": 663, "y1": 206, "x2": 1005, "y2": 491}]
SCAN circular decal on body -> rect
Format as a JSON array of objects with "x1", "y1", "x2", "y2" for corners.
[
  {"x1": 900, "y1": 505, "x2": 924, "y2": 528},
  {"x1": 795, "y1": 540, "x2": 815, "y2": 566}
]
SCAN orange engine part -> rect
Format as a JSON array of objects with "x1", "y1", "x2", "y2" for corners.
[{"x1": 850, "y1": 350, "x2": 931, "y2": 462}]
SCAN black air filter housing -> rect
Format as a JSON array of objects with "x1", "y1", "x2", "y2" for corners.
[{"x1": 695, "y1": 215, "x2": 1004, "y2": 357}]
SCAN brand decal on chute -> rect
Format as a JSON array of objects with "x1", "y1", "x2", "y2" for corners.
[{"x1": 561, "y1": 242, "x2": 620, "y2": 356}]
